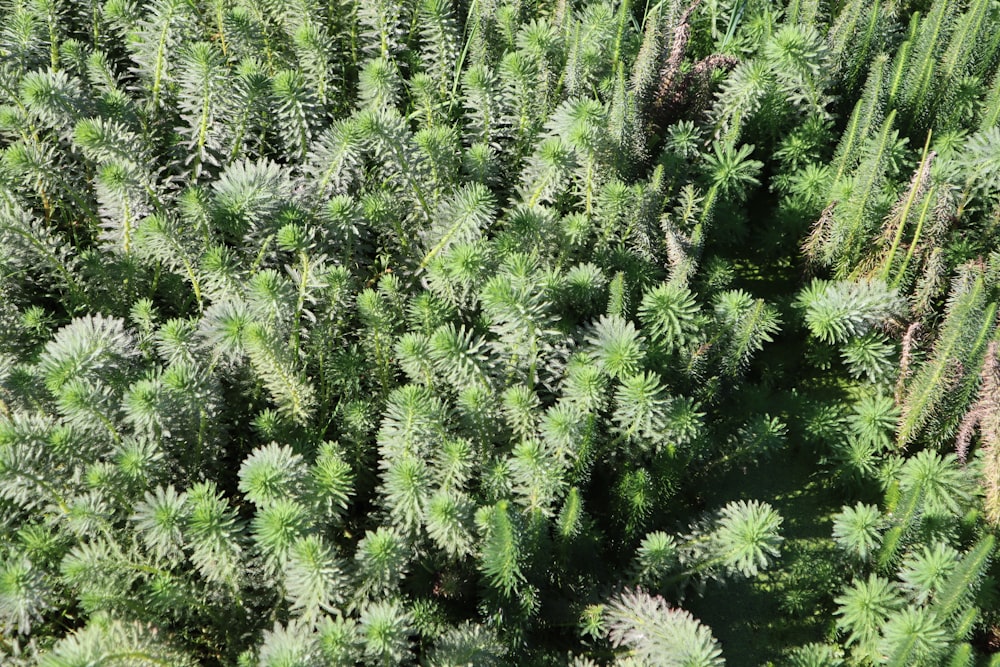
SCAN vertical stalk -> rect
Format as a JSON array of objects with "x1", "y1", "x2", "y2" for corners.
[
  {"x1": 892, "y1": 184, "x2": 936, "y2": 288},
  {"x1": 290, "y1": 249, "x2": 309, "y2": 357},
  {"x1": 612, "y1": 0, "x2": 632, "y2": 67},
  {"x1": 881, "y1": 130, "x2": 932, "y2": 281}
]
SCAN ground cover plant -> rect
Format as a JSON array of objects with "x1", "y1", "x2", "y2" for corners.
[{"x1": 1, "y1": 0, "x2": 999, "y2": 664}]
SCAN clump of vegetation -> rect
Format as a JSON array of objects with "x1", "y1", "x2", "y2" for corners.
[{"x1": 1, "y1": 0, "x2": 999, "y2": 664}]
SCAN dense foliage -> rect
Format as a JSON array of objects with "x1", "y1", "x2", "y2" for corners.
[{"x1": 1, "y1": 0, "x2": 999, "y2": 664}]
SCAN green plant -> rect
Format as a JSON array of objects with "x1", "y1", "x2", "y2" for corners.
[{"x1": 1, "y1": 0, "x2": 999, "y2": 664}]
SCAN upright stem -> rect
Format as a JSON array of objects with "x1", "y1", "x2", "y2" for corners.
[
  {"x1": 892, "y1": 184, "x2": 936, "y2": 288},
  {"x1": 612, "y1": 0, "x2": 632, "y2": 66},
  {"x1": 881, "y1": 130, "x2": 932, "y2": 282}
]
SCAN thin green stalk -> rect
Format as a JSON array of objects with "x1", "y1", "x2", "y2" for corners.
[
  {"x1": 612, "y1": 0, "x2": 632, "y2": 66},
  {"x1": 839, "y1": 109, "x2": 897, "y2": 274},
  {"x1": 904, "y1": 0, "x2": 951, "y2": 126},
  {"x1": 881, "y1": 130, "x2": 933, "y2": 281},
  {"x1": 215, "y1": 0, "x2": 228, "y2": 56},
  {"x1": 290, "y1": 249, "x2": 309, "y2": 357},
  {"x1": 843, "y1": 0, "x2": 880, "y2": 90},
  {"x1": 886, "y1": 33, "x2": 914, "y2": 107},
  {"x1": 447, "y1": 0, "x2": 478, "y2": 116},
  {"x1": 892, "y1": 183, "x2": 936, "y2": 287},
  {"x1": 720, "y1": 0, "x2": 747, "y2": 51}
]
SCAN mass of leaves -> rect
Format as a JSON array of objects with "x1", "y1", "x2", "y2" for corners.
[{"x1": 1, "y1": 0, "x2": 999, "y2": 665}]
